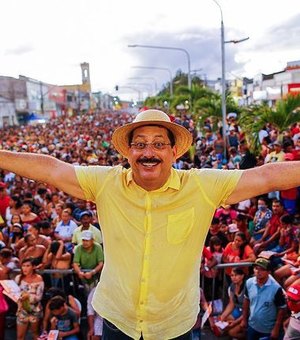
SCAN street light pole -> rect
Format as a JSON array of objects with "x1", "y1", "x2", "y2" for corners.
[
  {"x1": 212, "y1": 0, "x2": 227, "y2": 159},
  {"x1": 212, "y1": 0, "x2": 249, "y2": 159},
  {"x1": 128, "y1": 44, "x2": 191, "y2": 90},
  {"x1": 132, "y1": 66, "x2": 173, "y2": 97}
]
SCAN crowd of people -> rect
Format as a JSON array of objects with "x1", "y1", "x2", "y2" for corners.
[{"x1": 0, "y1": 109, "x2": 299, "y2": 339}]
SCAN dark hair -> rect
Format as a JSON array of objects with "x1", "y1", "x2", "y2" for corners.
[
  {"x1": 209, "y1": 236, "x2": 222, "y2": 252},
  {"x1": 49, "y1": 296, "x2": 65, "y2": 311},
  {"x1": 24, "y1": 233, "x2": 35, "y2": 243},
  {"x1": 231, "y1": 267, "x2": 246, "y2": 295},
  {"x1": 281, "y1": 214, "x2": 294, "y2": 225},
  {"x1": 17, "y1": 258, "x2": 35, "y2": 284},
  {"x1": 272, "y1": 199, "x2": 282, "y2": 206},
  {"x1": 45, "y1": 287, "x2": 67, "y2": 301},
  {"x1": 211, "y1": 217, "x2": 220, "y2": 225},
  {"x1": 128, "y1": 125, "x2": 176, "y2": 147},
  {"x1": 234, "y1": 232, "x2": 248, "y2": 259},
  {"x1": 50, "y1": 241, "x2": 65, "y2": 255},
  {"x1": 0, "y1": 248, "x2": 12, "y2": 258},
  {"x1": 11, "y1": 195, "x2": 23, "y2": 209},
  {"x1": 40, "y1": 220, "x2": 51, "y2": 229}
]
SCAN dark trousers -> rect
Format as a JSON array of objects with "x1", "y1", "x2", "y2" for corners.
[{"x1": 102, "y1": 319, "x2": 192, "y2": 340}]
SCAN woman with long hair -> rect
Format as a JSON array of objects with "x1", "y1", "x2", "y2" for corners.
[
  {"x1": 222, "y1": 232, "x2": 256, "y2": 280},
  {"x1": 217, "y1": 268, "x2": 247, "y2": 339},
  {"x1": 15, "y1": 258, "x2": 44, "y2": 340}
]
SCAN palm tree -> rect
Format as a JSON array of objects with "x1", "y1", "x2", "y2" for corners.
[{"x1": 239, "y1": 94, "x2": 300, "y2": 153}]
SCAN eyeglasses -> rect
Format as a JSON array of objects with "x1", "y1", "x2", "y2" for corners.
[{"x1": 130, "y1": 142, "x2": 171, "y2": 150}]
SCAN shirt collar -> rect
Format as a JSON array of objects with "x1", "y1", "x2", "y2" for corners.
[{"x1": 125, "y1": 168, "x2": 181, "y2": 192}]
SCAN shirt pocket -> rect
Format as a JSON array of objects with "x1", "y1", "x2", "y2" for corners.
[{"x1": 167, "y1": 208, "x2": 195, "y2": 244}]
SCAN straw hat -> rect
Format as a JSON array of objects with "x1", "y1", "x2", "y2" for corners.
[{"x1": 112, "y1": 109, "x2": 193, "y2": 159}]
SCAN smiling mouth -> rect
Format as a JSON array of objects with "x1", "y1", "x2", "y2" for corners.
[{"x1": 138, "y1": 158, "x2": 161, "y2": 167}]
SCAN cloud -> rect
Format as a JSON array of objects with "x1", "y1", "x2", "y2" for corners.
[
  {"x1": 125, "y1": 25, "x2": 240, "y2": 83},
  {"x1": 5, "y1": 44, "x2": 34, "y2": 56}
]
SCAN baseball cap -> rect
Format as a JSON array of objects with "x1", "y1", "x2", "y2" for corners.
[
  {"x1": 273, "y1": 140, "x2": 282, "y2": 146},
  {"x1": 79, "y1": 210, "x2": 93, "y2": 219},
  {"x1": 81, "y1": 230, "x2": 93, "y2": 240},
  {"x1": 287, "y1": 284, "x2": 300, "y2": 301},
  {"x1": 228, "y1": 223, "x2": 239, "y2": 233},
  {"x1": 253, "y1": 257, "x2": 271, "y2": 271}
]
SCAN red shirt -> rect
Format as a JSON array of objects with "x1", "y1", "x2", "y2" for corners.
[{"x1": 0, "y1": 196, "x2": 10, "y2": 219}]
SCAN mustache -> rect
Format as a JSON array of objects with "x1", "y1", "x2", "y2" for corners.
[{"x1": 137, "y1": 157, "x2": 162, "y2": 164}]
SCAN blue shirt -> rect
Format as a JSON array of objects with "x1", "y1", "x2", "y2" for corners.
[{"x1": 245, "y1": 276, "x2": 286, "y2": 333}]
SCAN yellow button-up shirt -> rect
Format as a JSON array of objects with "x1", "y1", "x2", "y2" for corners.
[{"x1": 75, "y1": 165, "x2": 242, "y2": 340}]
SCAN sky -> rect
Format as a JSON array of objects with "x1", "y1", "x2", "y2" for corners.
[{"x1": 1, "y1": 0, "x2": 300, "y2": 101}]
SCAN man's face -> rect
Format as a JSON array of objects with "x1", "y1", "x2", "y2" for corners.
[
  {"x1": 272, "y1": 202, "x2": 282, "y2": 215},
  {"x1": 127, "y1": 126, "x2": 177, "y2": 191},
  {"x1": 254, "y1": 265, "x2": 269, "y2": 281},
  {"x1": 81, "y1": 215, "x2": 91, "y2": 227},
  {"x1": 61, "y1": 212, "x2": 70, "y2": 223},
  {"x1": 82, "y1": 238, "x2": 94, "y2": 249}
]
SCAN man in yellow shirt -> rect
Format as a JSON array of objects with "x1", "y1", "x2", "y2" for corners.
[
  {"x1": 0, "y1": 109, "x2": 299, "y2": 339},
  {"x1": 72, "y1": 210, "x2": 103, "y2": 246}
]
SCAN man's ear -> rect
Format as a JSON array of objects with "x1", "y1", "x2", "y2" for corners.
[{"x1": 172, "y1": 146, "x2": 178, "y2": 162}]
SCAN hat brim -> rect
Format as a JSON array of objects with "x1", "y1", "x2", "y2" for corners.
[{"x1": 112, "y1": 120, "x2": 193, "y2": 159}]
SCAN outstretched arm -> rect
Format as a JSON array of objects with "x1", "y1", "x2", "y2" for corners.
[
  {"x1": 227, "y1": 161, "x2": 300, "y2": 204},
  {"x1": 0, "y1": 150, "x2": 85, "y2": 199}
]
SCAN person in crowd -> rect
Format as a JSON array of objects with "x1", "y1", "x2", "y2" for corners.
[
  {"x1": 15, "y1": 222, "x2": 50, "y2": 253},
  {"x1": 235, "y1": 213, "x2": 251, "y2": 241},
  {"x1": 20, "y1": 202, "x2": 40, "y2": 228},
  {"x1": 215, "y1": 204, "x2": 238, "y2": 226},
  {"x1": 51, "y1": 203, "x2": 64, "y2": 229},
  {"x1": 250, "y1": 196, "x2": 272, "y2": 245},
  {"x1": 205, "y1": 217, "x2": 228, "y2": 248},
  {"x1": 272, "y1": 214, "x2": 299, "y2": 258},
  {"x1": 280, "y1": 152, "x2": 299, "y2": 215},
  {"x1": 284, "y1": 283, "x2": 300, "y2": 340},
  {"x1": 1, "y1": 109, "x2": 300, "y2": 338},
  {"x1": 2, "y1": 213, "x2": 23, "y2": 245},
  {"x1": 15, "y1": 258, "x2": 44, "y2": 340},
  {"x1": 54, "y1": 208, "x2": 78, "y2": 253},
  {"x1": 48, "y1": 295, "x2": 80, "y2": 340},
  {"x1": 72, "y1": 210, "x2": 102, "y2": 246},
  {"x1": 241, "y1": 257, "x2": 286, "y2": 340},
  {"x1": 5, "y1": 195, "x2": 22, "y2": 227},
  {"x1": 46, "y1": 192, "x2": 63, "y2": 221},
  {"x1": 73, "y1": 230, "x2": 104, "y2": 295},
  {"x1": 42, "y1": 287, "x2": 81, "y2": 334},
  {"x1": 0, "y1": 182, "x2": 10, "y2": 220},
  {"x1": 274, "y1": 252, "x2": 300, "y2": 289},
  {"x1": 0, "y1": 247, "x2": 19, "y2": 280},
  {"x1": 39, "y1": 220, "x2": 54, "y2": 239},
  {"x1": 238, "y1": 140, "x2": 257, "y2": 169},
  {"x1": 192, "y1": 287, "x2": 214, "y2": 340},
  {"x1": 72, "y1": 199, "x2": 88, "y2": 223},
  {"x1": 216, "y1": 267, "x2": 246, "y2": 339},
  {"x1": 222, "y1": 232, "x2": 256, "y2": 280},
  {"x1": 201, "y1": 246, "x2": 218, "y2": 300},
  {"x1": 7, "y1": 222, "x2": 24, "y2": 252},
  {"x1": 42, "y1": 239, "x2": 72, "y2": 289},
  {"x1": 18, "y1": 233, "x2": 46, "y2": 268},
  {"x1": 253, "y1": 199, "x2": 285, "y2": 255},
  {"x1": 87, "y1": 287, "x2": 103, "y2": 340}
]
